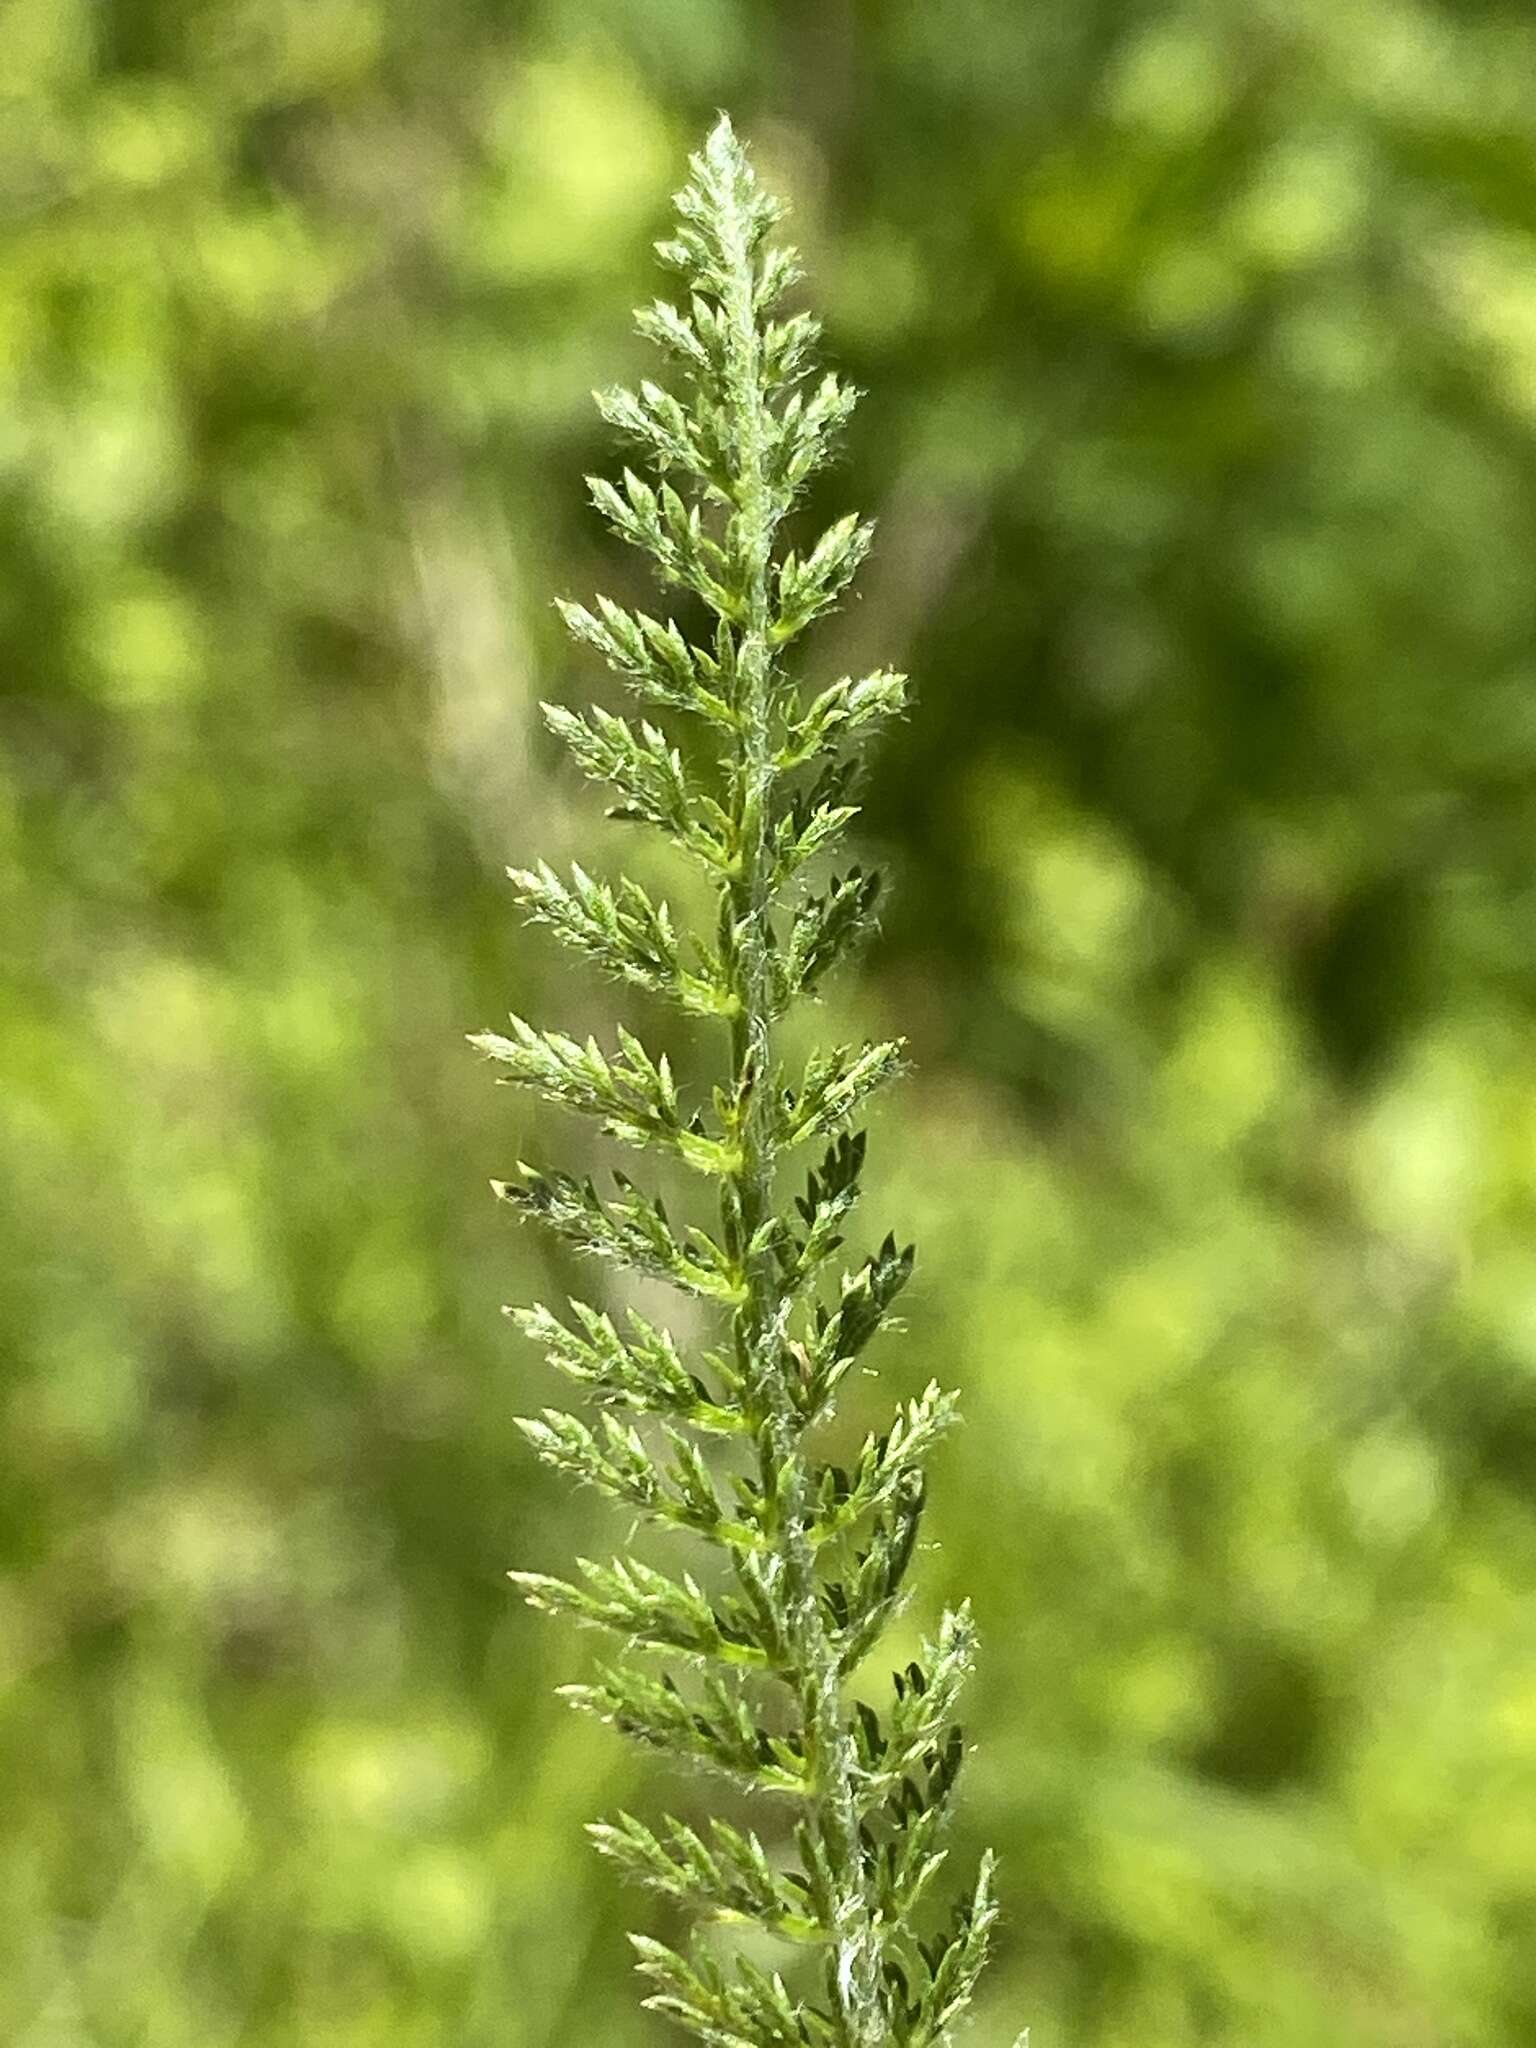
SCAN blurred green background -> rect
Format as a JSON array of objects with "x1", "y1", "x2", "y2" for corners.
[{"x1": 5, "y1": 2, "x2": 1536, "y2": 2043}]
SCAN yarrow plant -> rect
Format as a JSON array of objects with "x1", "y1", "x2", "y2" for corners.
[{"x1": 473, "y1": 116, "x2": 997, "y2": 2048}]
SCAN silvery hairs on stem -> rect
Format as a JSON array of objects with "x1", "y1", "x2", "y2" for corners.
[{"x1": 472, "y1": 113, "x2": 998, "y2": 2048}]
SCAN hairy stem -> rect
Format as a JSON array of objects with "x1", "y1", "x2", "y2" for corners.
[
  {"x1": 488, "y1": 114, "x2": 994, "y2": 2048},
  {"x1": 717, "y1": 194, "x2": 887, "y2": 2048}
]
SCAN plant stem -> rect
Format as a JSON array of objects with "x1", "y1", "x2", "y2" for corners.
[{"x1": 717, "y1": 193, "x2": 887, "y2": 2048}]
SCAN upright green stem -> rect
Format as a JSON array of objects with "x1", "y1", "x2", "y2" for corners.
[
  {"x1": 717, "y1": 201, "x2": 887, "y2": 2048},
  {"x1": 492, "y1": 115, "x2": 995, "y2": 2048}
]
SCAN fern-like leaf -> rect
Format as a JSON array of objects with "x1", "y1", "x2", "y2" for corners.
[{"x1": 474, "y1": 115, "x2": 997, "y2": 2048}]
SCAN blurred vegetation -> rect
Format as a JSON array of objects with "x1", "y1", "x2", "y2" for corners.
[{"x1": 4, "y1": 2, "x2": 1536, "y2": 2044}]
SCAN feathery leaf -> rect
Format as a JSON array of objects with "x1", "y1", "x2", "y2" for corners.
[{"x1": 479, "y1": 112, "x2": 996, "y2": 2048}]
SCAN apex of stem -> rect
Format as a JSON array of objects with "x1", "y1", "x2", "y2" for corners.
[{"x1": 476, "y1": 112, "x2": 998, "y2": 2048}]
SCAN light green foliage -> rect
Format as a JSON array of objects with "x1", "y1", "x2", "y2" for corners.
[
  {"x1": 8, "y1": 6, "x2": 1536, "y2": 2046},
  {"x1": 477, "y1": 119, "x2": 994, "y2": 2048}
]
